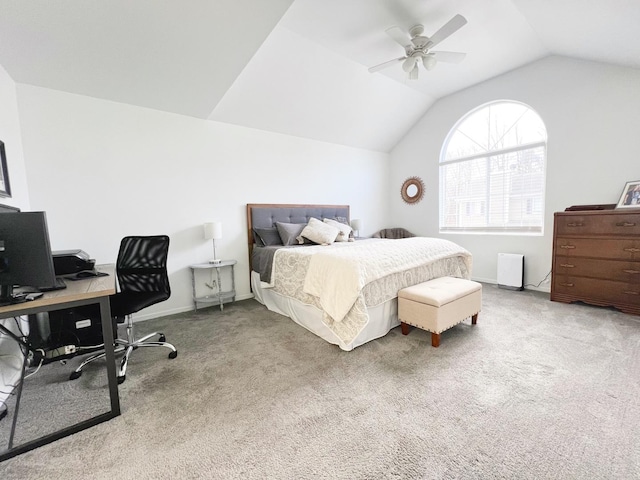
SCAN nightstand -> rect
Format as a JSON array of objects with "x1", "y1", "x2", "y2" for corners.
[{"x1": 189, "y1": 260, "x2": 236, "y2": 311}]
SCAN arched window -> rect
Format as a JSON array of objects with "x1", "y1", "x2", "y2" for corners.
[{"x1": 439, "y1": 101, "x2": 547, "y2": 234}]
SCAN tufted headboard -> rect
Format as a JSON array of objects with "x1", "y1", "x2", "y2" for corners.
[{"x1": 246, "y1": 203, "x2": 350, "y2": 272}]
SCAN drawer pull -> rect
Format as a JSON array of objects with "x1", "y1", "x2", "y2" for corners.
[
  {"x1": 623, "y1": 248, "x2": 640, "y2": 253},
  {"x1": 623, "y1": 291, "x2": 639, "y2": 296},
  {"x1": 560, "y1": 263, "x2": 575, "y2": 268},
  {"x1": 560, "y1": 245, "x2": 576, "y2": 249},
  {"x1": 623, "y1": 269, "x2": 640, "y2": 274},
  {"x1": 559, "y1": 283, "x2": 574, "y2": 287},
  {"x1": 616, "y1": 222, "x2": 637, "y2": 227},
  {"x1": 566, "y1": 222, "x2": 584, "y2": 227}
]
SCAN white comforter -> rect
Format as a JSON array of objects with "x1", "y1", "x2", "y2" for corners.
[
  {"x1": 302, "y1": 237, "x2": 472, "y2": 322},
  {"x1": 268, "y1": 238, "x2": 472, "y2": 345}
]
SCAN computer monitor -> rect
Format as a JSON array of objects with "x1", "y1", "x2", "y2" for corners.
[
  {"x1": 0, "y1": 211, "x2": 58, "y2": 305},
  {"x1": 0, "y1": 203, "x2": 19, "y2": 213}
]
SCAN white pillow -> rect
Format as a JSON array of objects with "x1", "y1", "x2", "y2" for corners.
[
  {"x1": 297, "y1": 217, "x2": 340, "y2": 245},
  {"x1": 323, "y1": 218, "x2": 352, "y2": 242}
]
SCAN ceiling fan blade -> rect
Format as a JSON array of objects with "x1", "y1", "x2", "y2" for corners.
[
  {"x1": 428, "y1": 14, "x2": 467, "y2": 48},
  {"x1": 385, "y1": 26, "x2": 412, "y2": 48},
  {"x1": 368, "y1": 56, "x2": 406, "y2": 73},
  {"x1": 431, "y1": 51, "x2": 466, "y2": 63}
]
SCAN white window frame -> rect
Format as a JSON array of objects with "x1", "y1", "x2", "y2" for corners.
[{"x1": 439, "y1": 101, "x2": 547, "y2": 236}]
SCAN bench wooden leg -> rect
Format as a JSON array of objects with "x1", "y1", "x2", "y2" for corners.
[
  {"x1": 401, "y1": 322, "x2": 410, "y2": 335},
  {"x1": 431, "y1": 332, "x2": 440, "y2": 347},
  {"x1": 471, "y1": 313, "x2": 478, "y2": 325}
]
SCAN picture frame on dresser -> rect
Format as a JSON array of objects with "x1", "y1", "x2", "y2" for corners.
[
  {"x1": 616, "y1": 180, "x2": 640, "y2": 208},
  {"x1": 0, "y1": 140, "x2": 11, "y2": 198}
]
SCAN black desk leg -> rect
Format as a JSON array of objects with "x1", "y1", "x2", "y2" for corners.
[
  {"x1": 7, "y1": 350, "x2": 29, "y2": 450},
  {"x1": 99, "y1": 297, "x2": 120, "y2": 415}
]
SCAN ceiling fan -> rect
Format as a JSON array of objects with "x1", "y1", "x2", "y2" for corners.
[{"x1": 369, "y1": 14, "x2": 468, "y2": 79}]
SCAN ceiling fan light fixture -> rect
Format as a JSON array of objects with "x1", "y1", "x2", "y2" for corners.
[
  {"x1": 402, "y1": 55, "x2": 419, "y2": 73},
  {"x1": 423, "y1": 55, "x2": 437, "y2": 71},
  {"x1": 369, "y1": 14, "x2": 467, "y2": 77}
]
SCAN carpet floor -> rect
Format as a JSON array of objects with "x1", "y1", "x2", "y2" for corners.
[{"x1": 1, "y1": 284, "x2": 639, "y2": 479}]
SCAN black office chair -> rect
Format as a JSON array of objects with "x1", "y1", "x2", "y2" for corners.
[{"x1": 69, "y1": 235, "x2": 177, "y2": 384}]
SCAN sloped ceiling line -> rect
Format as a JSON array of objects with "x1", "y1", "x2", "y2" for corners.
[{"x1": 0, "y1": 0, "x2": 638, "y2": 153}]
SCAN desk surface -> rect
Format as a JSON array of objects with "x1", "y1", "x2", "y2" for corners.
[{"x1": 0, "y1": 265, "x2": 115, "y2": 317}]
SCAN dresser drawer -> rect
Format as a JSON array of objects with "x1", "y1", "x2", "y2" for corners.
[
  {"x1": 555, "y1": 237, "x2": 640, "y2": 260},
  {"x1": 553, "y1": 276, "x2": 640, "y2": 305},
  {"x1": 555, "y1": 213, "x2": 640, "y2": 236},
  {"x1": 554, "y1": 257, "x2": 640, "y2": 282}
]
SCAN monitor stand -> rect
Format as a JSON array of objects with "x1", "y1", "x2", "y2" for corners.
[{"x1": 0, "y1": 284, "x2": 27, "y2": 306}]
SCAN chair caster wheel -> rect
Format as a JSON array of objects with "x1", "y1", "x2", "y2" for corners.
[
  {"x1": 168, "y1": 351, "x2": 178, "y2": 359},
  {"x1": 158, "y1": 334, "x2": 166, "y2": 342},
  {"x1": 117, "y1": 375, "x2": 126, "y2": 384},
  {"x1": 69, "y1": 371, "x2": 82, "y2": 380}
]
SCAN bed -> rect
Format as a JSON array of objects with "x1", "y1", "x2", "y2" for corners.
[{"x1": 247, "y1": 204, "x2": 472, "y2": 351}]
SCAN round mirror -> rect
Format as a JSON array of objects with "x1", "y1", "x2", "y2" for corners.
[{"x1": 401, "y1": 177, "x2": 425, "y2": 204}]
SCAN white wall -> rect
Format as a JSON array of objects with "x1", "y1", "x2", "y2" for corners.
[
  {"x1": 390, "y1": 56, "x2": 640, "y2": 290},
  {"x1": 0, "y1": 64, "x2": 29, "y2": 210},
  {"x1": 16, "y1": 85, "x2": 390, "y2": 319}
]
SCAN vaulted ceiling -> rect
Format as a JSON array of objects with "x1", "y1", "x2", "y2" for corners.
[{"x1": 0, "y1": 0, "x2": 638, "y2": 153}]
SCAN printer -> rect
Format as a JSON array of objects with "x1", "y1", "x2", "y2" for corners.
[{"x1": 52, "y1": 249, "x2": 96, "y2": 275}]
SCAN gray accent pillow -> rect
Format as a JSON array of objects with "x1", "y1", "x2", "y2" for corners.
[
  {"x1": 253, "y1": 227, "x2": 283, "y2": 246},
  {"x1": 276, "y1": 222, "x2": 306, "y2": 246}
]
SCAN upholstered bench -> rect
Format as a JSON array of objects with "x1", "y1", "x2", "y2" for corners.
[{"x1": 398, "y1": 277, "x2": 482, "y2": 347}]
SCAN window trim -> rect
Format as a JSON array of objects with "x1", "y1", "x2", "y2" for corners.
[
  {"x1": 439, "y1": 101, "x2": 547, "y2": 236},
  {"x1": 440, "y1": 141, "x2": 547, "y2": 167}
]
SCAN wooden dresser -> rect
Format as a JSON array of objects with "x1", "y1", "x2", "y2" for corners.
[{"x1": 551, "y1": 209, "x2": 640, "y2": 315}]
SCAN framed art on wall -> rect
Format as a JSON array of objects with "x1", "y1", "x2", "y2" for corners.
[
  {"x1": 616, "y1": 180, "x2": 640, "y2": 208},
  {"x1": 0, "y1": 140, "x2": 11, "y2": 198}
]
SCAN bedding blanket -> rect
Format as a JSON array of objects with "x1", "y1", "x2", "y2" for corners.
[
  {"x1": 269, "y1": 238, "x2": 472, "y2": 345},
  {"x1": 303, "y1": 237, "x2": 471, "y2": 322}
]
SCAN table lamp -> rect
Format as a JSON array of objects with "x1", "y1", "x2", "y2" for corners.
[
  {"x1": 203, "y1": 221, "x2": 222, "y2": 264},
  {"x1": 351, "y1": 218, "x2": 362, "y2": 238}
]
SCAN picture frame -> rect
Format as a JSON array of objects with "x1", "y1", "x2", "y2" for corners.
[
  {"x1": 0, "y1": 140, "x2": 11, "y2": 198},
  {"x1": 616, "y1": 180, "x2": 640, "y2": 209}
]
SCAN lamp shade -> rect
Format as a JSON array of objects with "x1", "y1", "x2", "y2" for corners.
[
  {"x1": 402, "y1": 55, "x2": 419, "y2": 73},
  {"x1": 422, "y1": 55, "x2": 437, "y2": 71},
  {"x1": 351, "y1": 219, "x2": 362, "y2": 232},
  {"x1": 203, "y1": 221, "x2": 222, "y2": 240}
]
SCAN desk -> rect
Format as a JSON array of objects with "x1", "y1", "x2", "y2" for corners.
[{"x1": 0, "y1": 265, "x2": 120, "y2": 462}]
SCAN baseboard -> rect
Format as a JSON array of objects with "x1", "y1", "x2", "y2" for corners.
[
  {"x1": 471, "y1": 276, "x2": 550, "y2": 293},
  {"x1": 523, "y1": 284, "x2": 551, "y2": 293},
  {"x1": 471, "y1": 276, "x2": 495, "y2": 284},
  {"x1": 130, "y1": 279, "x2": 552, "y2": 325},
  {"x1": 132, "y1": 293, "x2": 256, "y2": 322}
]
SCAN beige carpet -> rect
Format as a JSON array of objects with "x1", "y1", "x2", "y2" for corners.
[{"x1": 1, "y1": 284, "x2": 639, "y2": 479}]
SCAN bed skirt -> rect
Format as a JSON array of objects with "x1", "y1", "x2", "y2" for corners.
[{"x1": 251, "y1": 271, "x2": 399, "y2": 351}]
